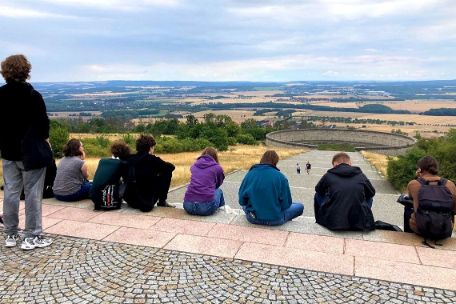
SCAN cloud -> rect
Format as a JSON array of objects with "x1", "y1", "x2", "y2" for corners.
[
  {"x1": 41, "y1": 0, "x2": 181, "y2": 11},
  {"x1": 319, "y1": 0, "x2": 440, "y2": 19},
  {"x1": 0, "y1": 4, "x2": 68, "y2": 18},
  {"x1": 75, "y1": 54, "x2": 450, "y2": 82}
]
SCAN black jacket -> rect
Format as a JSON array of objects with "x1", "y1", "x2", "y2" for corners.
[
  {"x1": 0, "y1": 81, "x2": 50, "y2": 161},
  {"x1": 315, "y1": 163, "x2": 376, "y2": 231},
  {"x1": 124, "y1": 152, "x2": 175, "y2": 210}
]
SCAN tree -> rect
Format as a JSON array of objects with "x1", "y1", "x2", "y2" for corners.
[{"x1": 49, "y1": 120, "x2": 69, "y2": 158}]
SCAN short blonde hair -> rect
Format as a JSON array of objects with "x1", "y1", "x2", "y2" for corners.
[
  {"x1": 332, "y1": 152, "x2": 351, "y2": 166},
  {"x1": 1, "y1": 54, "x2": 31, "y2": 83}
]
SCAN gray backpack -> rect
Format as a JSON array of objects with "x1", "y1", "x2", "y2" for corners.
[{"x1": 416, "y1": 178, "x2": 454, "y2": 246}]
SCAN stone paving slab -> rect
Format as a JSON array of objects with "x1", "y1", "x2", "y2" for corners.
[{"x1": 2, "y1": 235, "x2": 455, "y2": 303}]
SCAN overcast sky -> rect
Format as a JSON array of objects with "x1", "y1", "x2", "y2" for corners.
[{"x1": 1, "y1": 0, "x2": 455, "y2": 82}]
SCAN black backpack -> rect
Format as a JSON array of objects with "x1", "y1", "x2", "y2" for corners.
[
  {"x1": 416, "y1": 178, "x2": 454, "y2": 246},
  {"x1": 98, "y1": 183, "x2": 122, "y2": 210}
]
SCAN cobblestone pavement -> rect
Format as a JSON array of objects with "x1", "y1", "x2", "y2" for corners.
[{"x1": 1, "y1": 235, "x2": 455, "y2": 304}]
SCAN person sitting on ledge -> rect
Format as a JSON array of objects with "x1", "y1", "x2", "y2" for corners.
[
  {"x1": 238, "y1": 150, "x2": 304, "y2": 226},
  {"x1": 314, "y1": 152, "x2": 375, "y2": 231},
  {"x1": 183, "y1": 147, "x2": 225, "y2": 216},
  {"x1": 123, "y1": 135, "x2": 175, "y2": 212},
  {"x1": 90, "y1": 140, "x2": 131, "y2": 210},
  {"x1": 404, "y1": 156, "x2": 456, "y2": 239},
  {"x1": 53, "y1": 139, "x2": 92, "y2": 202}
]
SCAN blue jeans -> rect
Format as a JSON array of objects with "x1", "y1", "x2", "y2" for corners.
[
  {"x1": 243, "y1": 203, "x2": 304, "y2": 226},
  {"x1": 55, "y1": 180, "x2": 92, "y2": 202},
  {"x1": 2, "y1": 160, "x2": 46, "y2": 237},
  {"x1": 184, "y1": 188, "x2": 225, "y2": 216},
  {"x1": 314, "y1": 193, "x2": 373, "y2": 215}
]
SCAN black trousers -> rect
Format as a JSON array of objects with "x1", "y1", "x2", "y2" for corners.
[{"x1": 125, "y1": 170, "x2": 173, "y2": 212}]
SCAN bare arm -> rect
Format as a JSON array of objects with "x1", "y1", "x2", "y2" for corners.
[{"x1": 81, "y1": 162, "x2": 89, "y2": 179}]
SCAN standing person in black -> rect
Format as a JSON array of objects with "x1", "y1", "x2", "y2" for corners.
[
  {"x1": 314, "y1": 152, "x2": 376, "y2": 231},
  {"x1": 0, "y1": 54, "x2": 53, "y2": 250},
  {"x1": 124, "y1": 135, "x2": 175, "y2": 212}
]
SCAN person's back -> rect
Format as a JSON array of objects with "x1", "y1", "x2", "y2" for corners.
[
  {"x1": 239, "y1": 150, "x2": 303, "y2": 226},
  {"x1": 405, "y1": 156, "x2": 456, "y2": 244},
  {"x1": 91, "y1": 158, "x2": 126, "y2": 210},
  {"x1": 0, "y1": 82, "x2": 48, "y2": 161},
  {"x1": 314, "y1": 153, "x2": 375, "y2": 231},
  {"x1": 91, "y1": 141, "x2": 130, "y2": 210},
  {"x1": 124, "y1": 135, "x2": 175, "y2": 212},
  {"x1": 183, "y1": 147, "x2": 225, "y2": 216},
  {"x1": 53, "y1": 156, "x2": 85, "y2": 195}
]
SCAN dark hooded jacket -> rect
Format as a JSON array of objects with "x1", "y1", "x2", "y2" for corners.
[
  {"x1": 0, "y1": 81, "x2": 49, "y2": 161},
  {"x1": 315, "y1": 163, "x2": 375, "y2": 231}
]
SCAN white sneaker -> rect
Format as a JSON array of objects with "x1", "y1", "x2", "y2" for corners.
[
  {"x1": 32, "y1": 235, "x2": 53, "y2": 248},
  {"x1": 5, "y1": 234, "x2": 19, "y2": 247},
  {"x1": 21, "y1": 237, "x2": 36, "y2": 250}
]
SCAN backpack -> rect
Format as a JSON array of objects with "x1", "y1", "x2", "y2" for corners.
[
  {"x1": 415, "y1": 178, "x2": 454, "y2": 246},
  {"x1": 101, "y1": 184, "x2": 122, "y2": 210},
  {"x1": 91, "y1": 158, "x2": 125, "y2": 211}
]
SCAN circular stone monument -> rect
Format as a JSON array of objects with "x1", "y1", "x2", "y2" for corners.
[{"x1": 266, "y1": 129, "x2": 416, "y2": 156}]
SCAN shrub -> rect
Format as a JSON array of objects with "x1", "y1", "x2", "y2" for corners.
[
  {"x1": 387, "y1": 129, "x2": 456, "y2": 191},
  {"x1": 49, "y1": 120, "x2": 69, "y2": 158},
  {"x1": 236, "y1": 133, "x2": 256, "y2": 145}
]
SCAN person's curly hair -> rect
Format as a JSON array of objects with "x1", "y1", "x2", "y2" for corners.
[
  {"x1": 1, "y1": 54, "x2": 31, "y2": 83},
  {"x1": 111, "y1": 140, "x2": 131, "y2": 160},
  {"x1": 63, "y1": 139, "x2": 83, "y2": 157},
  {"x1": 136, "y1": 135, "x2": 156, "y2": 153}
]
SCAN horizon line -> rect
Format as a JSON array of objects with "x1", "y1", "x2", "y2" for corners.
[{"x1": 23, "y1": 78, "x2": 456, "y2": 84}]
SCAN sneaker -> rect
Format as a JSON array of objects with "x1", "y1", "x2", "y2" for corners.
[
  {"x1": 5, "y1": 234, "x2": 19, "y2": 247},
  {"x1": 157, "y1": 200, "x2": 175, "y2": 208},
  {"x1": 20, "y1": 237, "x2": 36, "y2": 250},
  {"x1": 32, "y1": 235, "x2": 53, "y2": 248}
]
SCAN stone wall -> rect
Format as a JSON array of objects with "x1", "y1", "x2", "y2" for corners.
[{"x1": 266, "y1": 129, "x2": 416, "y2": 156}]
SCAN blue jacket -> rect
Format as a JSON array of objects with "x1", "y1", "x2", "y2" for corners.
[{"x1": 238, "y1": 164, "x2": 293, "y2": 221}]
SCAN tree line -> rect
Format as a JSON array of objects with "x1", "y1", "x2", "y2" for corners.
[{"x1": 387, "y1": 129, "x2": 456, "y2": 190}]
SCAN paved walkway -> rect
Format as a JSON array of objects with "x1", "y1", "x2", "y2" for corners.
[
  {"x1": 1, "y1": 150, "x2": 456, "y2": 302},
  {"x1": 1, "y1": 235, "x2": 455, "y2": 303}
]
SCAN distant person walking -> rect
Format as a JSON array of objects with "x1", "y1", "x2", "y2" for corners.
[
  {"x1": 0, "y1": 54, "x2": 53, "y2": 250},
  {"x1": 296, "y1": 163, "x2": 301, "y2": 174},
  {"x1": 53, "y1": 139, "x2": 92, "y2": 202},
  {"x1": 183, "y1": 147, "x2": 225, "y2": 216},
  {"x1": 238, "y1": 150, "x2": 304, "y2": 226},
  {"x1": 306, "y1": 161, "x2": 311, "y2": 174}
]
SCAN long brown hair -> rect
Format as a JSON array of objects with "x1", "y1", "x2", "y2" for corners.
[
  {"x1": 63, "y1": 139, "x2": 83, "y2": 157},
  {"x1": 201, "y1": 147, "x2": 219, "y2": 163},
  {"x1": 260, "y1": 150, "x2": 279, "y2": 166}
]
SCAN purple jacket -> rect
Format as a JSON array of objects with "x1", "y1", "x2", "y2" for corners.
[{"x1": 184, "y1": 155, "x2": 225, "y2": 202}]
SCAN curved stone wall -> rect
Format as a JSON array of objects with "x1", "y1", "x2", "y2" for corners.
[{"x1": 266, "y1": 129, "x2": 416, "y2": 156}]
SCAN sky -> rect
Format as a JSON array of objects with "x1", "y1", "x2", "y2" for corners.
[{"x1": 1, "y1": 0, "x2": 455, "y2": 82}]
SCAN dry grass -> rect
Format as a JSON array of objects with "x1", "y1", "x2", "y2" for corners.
[
  {"x1": 59, "y1": 145, "x2": 306, "y2": 188},
  {"x1": 361, "y1": 151, "x2": 390, "y2": 177}
]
